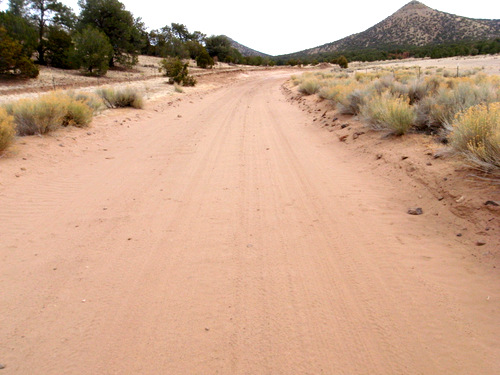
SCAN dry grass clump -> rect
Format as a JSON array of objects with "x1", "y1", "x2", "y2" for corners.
[
  {"x1": 4, "y1": 91, "x2": 98, "y2": 136},
  {"x1": 97, "y1": 87, "x2": 144, "y2": 109},
  {"x1": 298, "y1": 79, "x2": 321, "y2": 95},
  {"x1": 449, "y1": 102, "x2": 500, "y2": 170},
  {"x1": 10, "y1": 93, "x2": 70, "y2": 135},
  {"x1": 174, "y1": 84, "x2": 184, "y2": 93},
  {"x1": 0, "y1": 108, "x2": 15, "y2": 151},
  {"x1": 360, "y1": 93, "x2": 416, "y2": 135},
  {"x1": 1, "y1": 88, "x2": 146, "y2": 145},
  {"x1": 355, "y1": 71, "x2": 384, "y2": 83},
  {"x1": 336, "y1": 89, "x2": 371, "y2": 115},
  {"x1": 62, "y1": 100, "x2": 93, "y2": 128},
  {"x1": 68, "y1": 92, "x2": 104, "y2": 114}
]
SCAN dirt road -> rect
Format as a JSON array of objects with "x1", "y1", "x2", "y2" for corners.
[{"x1": 1, "y1": 71, "x2": 499, "y2": 374}]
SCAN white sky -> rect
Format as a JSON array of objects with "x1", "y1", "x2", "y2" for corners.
[{"x1": 4, "y1": 0, "x2": 500, "y2": 55}]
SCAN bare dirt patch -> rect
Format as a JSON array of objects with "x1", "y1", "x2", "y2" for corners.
[{"x1": 349, "y1": 54, "x2": 500, "y2": 75}]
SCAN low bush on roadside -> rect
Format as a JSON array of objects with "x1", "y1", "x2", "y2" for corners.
[
  {"x1": 96, "y1": 88, "x2": 144, "y2": 109},
  {"x1": 449, "y1": 103, "x2": 500, "y2": 170},
  {"x1": 298, "y1": 79, "x2": 321, "y2": 95},
  {"x1": 62, "y1": 100, "x2": 93, "y2": 127},
  {"x1": 424, "y1": 81, "x2": 499, "y2": 129},
  {"x1": 0, "y1": 108, "x2": 15, "y2": 151},
  {"x1": 6, "y1": 92, "x2": 97, "y2": 136},
  {"x1": 10, "y1": 93, "x2": 69, "y2": 135},
  {"x1": 360, "y1": 93, "x2": 416, "y2": 135},
  {"x1": 68, "y1": 92, "x2": 104, "y2": 114},
  {"x1": 295, "y1": 68, "x2": 500, "y2": 134},
  {"x1": 336, "y1": 89, "x2": 370, "y2": 115},
  {"x1": 3, "y1": 87, "x2": 147, "y2": 141}
]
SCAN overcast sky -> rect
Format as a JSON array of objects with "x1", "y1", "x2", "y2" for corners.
[{"x1": 4, "y1": 0, "x2": 500, "y2": 55}]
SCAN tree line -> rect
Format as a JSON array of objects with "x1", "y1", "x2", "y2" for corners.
[
  {"x1": 0, "y1": 0, "x2": 276, "y2": 78},
  {"x1": 2, "y1": 0, "x2": 497, "y2": 78}
]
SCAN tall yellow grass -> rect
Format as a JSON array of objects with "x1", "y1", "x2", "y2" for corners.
[
  {"x1": 0, "y1": 108, "x2": 15, "y2": 151},
  {"x1": 450, "y1": 102, "x2": 500, "y2": 170}
]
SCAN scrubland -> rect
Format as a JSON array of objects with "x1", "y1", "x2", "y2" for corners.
[
  {"x1": 0, "y1": 88, "x2": 143, "y2": 151},
  {"x1": 293, "y1": 65, "x2": 500, "y2": 172}
]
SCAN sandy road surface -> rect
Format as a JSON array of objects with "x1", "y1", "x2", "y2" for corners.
[{"x1": 1, "y1": 71, "x2": 499, "y2": 374}]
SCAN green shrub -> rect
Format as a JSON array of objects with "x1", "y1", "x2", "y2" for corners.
[
  {"x1": 97, "y1": 88, "x2": 143, "y2": 109},
  {"x1": 159, "y1": 57, "x2": 197, "y2": 86},
  {"x1": 196, "y1": 49, "x2": 214, "y2": 69},
  {"x1": 449, "y1": 103, "x2": 500, "y2": 170},
  {"x1": 298, "y1": 79, "x2": 321, "y2": 95},
  {"x1": 0, "y1": 26, "x2": 39, "y2": 78},
  {"x1": 337, "y1": 56, "x2": 348, "y2": 69},
  {"x1": 0, "y1": 108, "x2": 15, "y2": 151},
  {"x1": 45, "y1": 26, "x2": 77, "y2": 69}
]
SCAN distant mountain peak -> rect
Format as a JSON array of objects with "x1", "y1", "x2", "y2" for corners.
[
  {"x1": 289, "y1": 1, "x2": 500, "y2": 56},
  {"x1": 403, "y1": 0, "x2": 427, "y2": 9},
  {"x1": 397, "y1": 1, "x2": 432, "y2": 14}
]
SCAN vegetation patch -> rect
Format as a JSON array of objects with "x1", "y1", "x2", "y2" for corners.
[
  {"x1": 97, "y1": 88, "x2": 144, "y2": 109},
  {"x1": 0, "y1": 107, "x2": 15, "y2": 152},
  {"x1": 298, "y1": 79, "x2": 321, "y2": 95},
  {"x1": 9, "y1": 93, "x2": 70, "y2": 135},
  {"x1": 449, "y1": 103, "x2": 500, "y2": 171},
  {"x1": 62, "y1": 100, "x2": 93, "y2": 127},
  {"x1": 159, "y1": 57, "x2": 197, "y2": 87},
  {"x1": 293, "y1": 66, "x2": 500, "y2": 170}
]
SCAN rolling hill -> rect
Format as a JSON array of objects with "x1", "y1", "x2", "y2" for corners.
[{"x1": 224, "y1": 36, "x2": 271, "y2": 58}]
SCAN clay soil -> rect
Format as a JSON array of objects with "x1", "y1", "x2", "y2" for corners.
[{"x1": 0, "y1": 58, "x2": 499, "y2": 374}]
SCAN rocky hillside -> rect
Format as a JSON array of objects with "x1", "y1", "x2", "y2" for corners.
[
  {"x1": 224, "y1": 36, "x2": 271, "y2": 57},
  {"x1": 303, "y1": 1, "x2": 500, "y2": 55}
]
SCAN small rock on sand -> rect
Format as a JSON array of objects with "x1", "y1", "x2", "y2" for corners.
[{"x1": 407, "y1": 207, "x2": 423, "y2": 215}]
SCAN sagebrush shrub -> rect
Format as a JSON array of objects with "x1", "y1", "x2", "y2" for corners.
[
  {"x1": 97, "y1": 88, "x2": 143, "y2": 109},
  {"x1": 361, "y1": 93, "x2": 415, "y2": 135},
  {"x1": 8, "y1": 92, "x2": 97, "y2": 135},
  {"x1": 429, "y1": 82, "x2": 497, "y2": 129},
  {"x1": 298, "y1": 79, "x2": 321, "y2": 95},
  {"x1": 450, "y1": 103, "x2": 500, "y2": 170},
  {"x1": 0, "y1": 107, "x2": 15, "y2": 151},
  {"x1": 174, "y1": 84, "x2": 184, "y2": 93},
  {"x1": 62, "y1": 100, "x2": 93, "y2": 127},
  {"x1": 337, "y1": 89, "x2": 370, "y2": 115},
  {"x1": 69, "y1": 92, "x2": 104, "y2": 113},
  {"x1": 12, "y1": 93, "x2": 69, "y2": 135}
]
